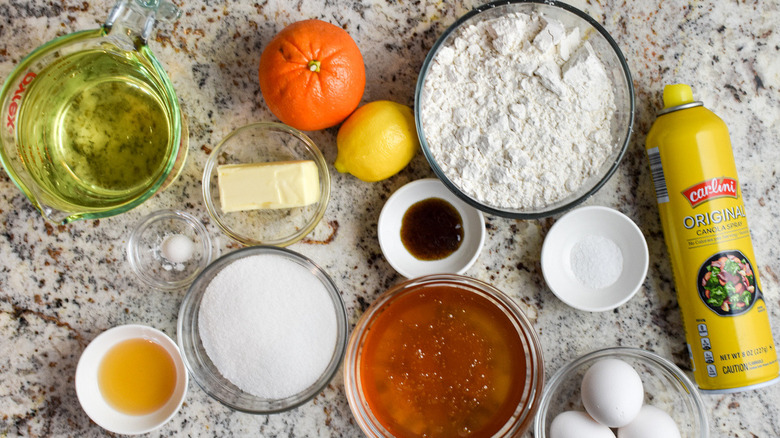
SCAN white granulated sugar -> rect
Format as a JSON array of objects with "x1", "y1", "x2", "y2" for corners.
[
  {"x1": 198, "y1": 254, "x2": 338, "y2": 399},
  {"x1": 570, "y1": 235, "x2": 624, "y2": 289},
  {"x1": 422, "y1": 12, "x2": 616, "y2": 210}
]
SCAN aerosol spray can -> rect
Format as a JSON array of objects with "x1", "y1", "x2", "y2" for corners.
[{"x1": 645, "y1": 84, "x2": 779, "y2": 392}]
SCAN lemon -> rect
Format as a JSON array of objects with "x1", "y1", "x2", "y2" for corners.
[{"x1": 334, "y1": 100, "x2": 419, "y2": 182}]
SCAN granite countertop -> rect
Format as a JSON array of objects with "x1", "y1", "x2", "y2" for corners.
[{"x1": 1, "y1": 0, "x2": 779, "y2": 436}]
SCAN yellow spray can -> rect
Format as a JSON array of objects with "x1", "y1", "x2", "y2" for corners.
[{"x1": 645, "y1": 84, "x2": 780, "y2": 392}]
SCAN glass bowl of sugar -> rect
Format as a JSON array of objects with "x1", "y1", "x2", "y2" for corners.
[
  {"x1": 177, "y1": 246, "x2": 348, "y2": 413},
  {"x1": 415, "y1": 0, "x2": 635, "y2": 219}
]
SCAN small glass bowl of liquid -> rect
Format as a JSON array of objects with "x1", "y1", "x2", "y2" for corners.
[
  {"x1": 378, "y1": 178, "x2": 485, "y2": 278},
  {"x1": 75, "y1": 324, "x2": 188, "y2": 435},
  {"x1": 345, "y1": 274, "x2": 545, "y2": 437}
]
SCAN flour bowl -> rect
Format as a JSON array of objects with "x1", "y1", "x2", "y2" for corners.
[
  {"x1": 177, "y1": 246, "x2": 348, "y2": 414},
  {"x1": 415, "y1": 0, "x2": 634, "y2": 219}
]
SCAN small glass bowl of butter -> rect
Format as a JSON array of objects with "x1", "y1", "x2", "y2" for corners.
[{"x1": 202, "y1": 122, "x2": 331, "y2": 246}]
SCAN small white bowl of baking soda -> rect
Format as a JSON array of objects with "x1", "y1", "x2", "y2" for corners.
[{"x1": 541, "y1": 206, "x2": 649, "y2": 312}]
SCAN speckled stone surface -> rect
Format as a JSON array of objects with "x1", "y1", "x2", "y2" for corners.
[{"x1": 1, "y1": 0, "x2": 779, "y2": 436}]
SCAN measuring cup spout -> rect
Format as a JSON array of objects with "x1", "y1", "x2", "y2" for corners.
[{"x1": 104, "y1": 0, "x2": 180, "y2": 46}]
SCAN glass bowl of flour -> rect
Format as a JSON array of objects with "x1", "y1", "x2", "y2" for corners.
[
  {"x1": 177, "y1": 246, "x2": 348, "y2": 414},
  {"x1": 416, "y1": 0, "x2": 635, "y2": 219}
]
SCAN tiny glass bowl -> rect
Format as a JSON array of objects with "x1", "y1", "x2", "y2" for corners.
[
  {"x1": 345, "y1": 274, "x2": 545, "y2": 437},
  {"x1": 202, "y1": 122, "x2": 331, "y2": 247},
  {"x1": 177, "y1": 246, "x2": 348, "y2": 414},
  {"x1": 377, "y1": 178, "x2": 485, "y2": 278},
  {"x1": 415, "y1": 0, "x2": 635, "y2": 219},
  {"x1": 541, "y1": 206, "x2": 649, "y2": 311},
  {"x1": 534, "y1": 347, "x2": 709, "y2": 437},
  {"x1": 127, "y1": 209, "x2": 216, "y2": 290},
  {"x1": 75, "y1": 324, "x2": 188, "y2": 435}
]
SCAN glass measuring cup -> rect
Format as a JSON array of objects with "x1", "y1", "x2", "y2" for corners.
[{"x1": 0, "y1": 0, "x2": 186, "y2": 224}]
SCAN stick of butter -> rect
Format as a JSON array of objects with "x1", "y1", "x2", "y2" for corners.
[{"x1": 217, "y1": 160, "x2": 320, "y2": 212}]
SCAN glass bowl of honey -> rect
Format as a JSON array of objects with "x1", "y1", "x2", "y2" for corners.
[{"x1": 344, "y1": 274, "x2": 545, "y2": 437}]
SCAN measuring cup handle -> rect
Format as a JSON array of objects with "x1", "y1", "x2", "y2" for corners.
[{"x1": 105, "y1": 0, "x2": 180, "y2": 45}]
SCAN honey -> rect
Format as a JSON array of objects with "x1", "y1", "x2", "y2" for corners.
[
  {"x1": 359, "y1": 285, "x2": 527, "y2": 437},
  {"x1": 98, "y1": 338, "x2": 177, "y2": 415}
]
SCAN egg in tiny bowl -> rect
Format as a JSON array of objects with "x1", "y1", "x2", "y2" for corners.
[
  {"x1": 75, "y1": 325, "x2": 188, "y2": 435},
  {"x1": 378, "y1": 178, "x2": 485, "y2": 278},
  {"x1": 534, "y1": 347, "x2": 708, "y2": 438}
]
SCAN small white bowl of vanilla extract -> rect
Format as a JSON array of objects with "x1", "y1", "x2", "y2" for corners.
[
  {"x1": 75, "y1": 324, "x2": 188, "y2": 435},
  {"x1": 378, "y1": 178, "x2": 485, "y2": 278}
]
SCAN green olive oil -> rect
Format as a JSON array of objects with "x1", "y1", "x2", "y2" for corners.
[{"x1": 16, "y1": 47, "x2": 173, "y2": 208}]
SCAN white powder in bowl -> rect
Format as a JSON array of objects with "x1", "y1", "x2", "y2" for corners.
[
  {"x1": 421, "y1": 11, "x2": 617, "y2": 210},
  {"x1": 198, "y1": 254, "x2": 338, "y2": 399},
  {"x1": 570, "y1": 235, "x2": 623, "y2": 289},
  {"x1": 161, "y1": 234, "x2": 194, "y2": 264}
]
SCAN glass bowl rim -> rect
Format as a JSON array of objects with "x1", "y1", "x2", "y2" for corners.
[
  {"x1": 532, "y1": 346, "x2": 709, "y2": 437},
  {"x1": 176, "y1": 245, "x2": 348, "y2": 414},
  {"x1": 344, "y1": 273, "x2": 545, "y2": 437},
  {"x1": 201, "y1": 121, "x2": 331, "y2": 247},
  {"x1": 413, "y1": 0, "x2": 636, "y2": 219}
]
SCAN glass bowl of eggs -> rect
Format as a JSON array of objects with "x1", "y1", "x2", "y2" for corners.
[{"x1": 533, "y1": 346, "x2": 708, "y2": 437}]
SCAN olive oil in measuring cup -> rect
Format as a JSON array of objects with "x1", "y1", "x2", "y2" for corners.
[
  {"x1": 0, "y1": 0, "x2": 183, "y2": 223},
  {"x1": 17, "y1": 47, "x2": 172, "y2": 208}
]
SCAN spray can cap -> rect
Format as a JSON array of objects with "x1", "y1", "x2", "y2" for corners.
[
  {"x1": 663, "y1": 84, "x2": 694, "y2": 107},
  {"x1": 658, "y1": 83, "x2": 702, "y2": 115}
]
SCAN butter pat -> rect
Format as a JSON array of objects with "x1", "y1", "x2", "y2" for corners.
[{"x1": 217, "y1": 160, "x2": 320, "y2": 212}]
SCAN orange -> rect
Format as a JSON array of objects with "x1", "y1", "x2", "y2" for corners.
[{"x1": 258, "y1": 19, "x2": 366, "y2": 131}]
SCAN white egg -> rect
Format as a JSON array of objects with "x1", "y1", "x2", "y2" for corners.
[
  {"x1": 550, "y1": 411, "x2": 616, "y2": 438},
  {"x1": 617, "y1": 405, "x2": 681, "y2": 438},
  {"x1": 581, "y1": 358, "x2": 644, "y2": 427}
]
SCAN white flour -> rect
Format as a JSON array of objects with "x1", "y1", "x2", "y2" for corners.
[{"x1": 421, "y1": 12, "x2": 616, "y2": 210}]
